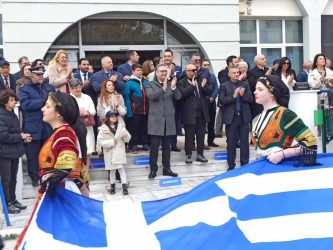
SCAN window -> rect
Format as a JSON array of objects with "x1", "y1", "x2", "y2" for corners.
[
  {"x1": 240, "y1": 19, "x2": 303, "y2": 72},
  {"x1": 322, "y1": 15, "x2": 333, "y2": 61},
  {"x1": 81, "y1": 19, "x2": 164, "y2": 45},
  {"x1": 53, "y1": 24, "x2": 79, "y2": 46}
]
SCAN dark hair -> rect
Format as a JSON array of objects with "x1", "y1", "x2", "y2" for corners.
[
  {"x1": 163, "y1": 48, "x2": 173, "y2": 56},
  {"x1": 0, "y1": 89, "x2": 18, "y2": 108},
  {"x1": 78, "y1": 58, "x2": 89, "y2": 65},
  {"x1": 105, "y1": 117, "x2": 118, "y2": 134},
  {"x1": 202, "y1": 58, "x2": 211, "y2": 65},
  {"x1": 18, "y1": 56, "x2": 29, "y2": 65},
  {"x1": 31, "y1": 59, "x2": 44, "y2": 68},
  {"x1": 126, "y1": 50, "x2": 136, "y2": 60},
  {"x1": 226, "y1": 55, "x2": 237, "y2": 66},
  {"x1": 132, "y1": 63, "x2": 142, "y2": 71},
  {"x1": 276, "y1": 56, "x2": 293, "y2": 77},
  {"x1": 312, "y1": 53, "x2": 326, "y2": 70},
  {"x1": 152, "y1": 57, "x2": 162, "y2": 67}
]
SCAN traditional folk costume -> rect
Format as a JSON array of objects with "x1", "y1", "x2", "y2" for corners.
[
  {"x1": 37, "y1": 91, "x2": 89, "y2": 200},
  {"x1": 252, "y1": 75, "x2": 318, "y2": 166},
  {"x1": 251, "y1": 105, "x2": 317, "y2": 157}
]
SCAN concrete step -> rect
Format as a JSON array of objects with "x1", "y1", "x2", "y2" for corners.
[{"x1": 22, "y1": 148, "x2": 257, "y2": 199}]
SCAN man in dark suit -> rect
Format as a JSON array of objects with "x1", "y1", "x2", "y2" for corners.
[
  {"x1": 296, "y1": 60, "x2": 312, "y2": 82},
  {"x1": 73, "y1": 58, "x2": 96, "y2": 104},
  {"x1": 178, "y1": 64, "x2": 211, "y2": 164},
  {"x1": 218, "y1": 55, "x2": 239, "y2": 85},
  {"x1": 247, "y1": 54, "x2": 272, "y2": 118},
  {"x1": 90, "y1": 56, "x2": 124, "y2": 95},
  {"x1": 0, "y1": 60, "x2": 16, "y2": 92},
  {"x1": 219, "y1": 66, "x2": 253, "y2": 170},
  {"x1": 202, "y1": 59, "x2": 219, "y2": 147},
  {"x1": 117, "y1": 50, "x2": 140, "y2": 82}
]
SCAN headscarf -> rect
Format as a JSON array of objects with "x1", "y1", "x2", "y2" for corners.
[
  {"x1": 48, "y1": 91, "x2": 87, "y2": 163},
  {"x1": 258, "y1": 75, "x2": 290, "y2": 108}
]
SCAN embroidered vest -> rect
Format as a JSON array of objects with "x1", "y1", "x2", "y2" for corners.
[
  {"x1": 39, "y1": 125, "x2": 82, "y2": 179},
  {"x1": 251, "y1": 106, "x2": 293, "y2": 150}
]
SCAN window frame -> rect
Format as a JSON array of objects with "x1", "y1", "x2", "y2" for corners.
[{"x1": 240, "y1": 18, "x2": 303, "y2": 70}]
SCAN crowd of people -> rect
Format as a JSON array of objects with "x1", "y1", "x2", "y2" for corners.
[{"x1": 0, "y1": 48, "x2": 324, "y2": 213}]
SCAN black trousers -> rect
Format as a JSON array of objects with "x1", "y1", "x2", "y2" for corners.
[
  {"x1": 25, "y1": 140, "x2": 44, "y2": 182},
  {"x1": 131, "y1": 114, "x2": 149, "y2": 146},
  {"x1": 225, "y1": 113, "x2": 250, "y2": 168},
  {"x1": 184, "y1": 117, "x2": 206, "y2": 156},
  {"x1": 207, "y1": 101, "x2": 217, "y2": 145},
  {"x1": 149, "y1": 135, "x2": 171, "y2": 171},
  {"x1": 0, "y1": 158, "x2": 19, "y2": 204}
]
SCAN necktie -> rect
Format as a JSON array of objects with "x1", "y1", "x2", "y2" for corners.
[
  {"x1": 195, "y1": 80, "x2": 200, "y2": 97},
  {"x1": 4, "y1": 77, "x2": 9, "y2": 89},
  {"x1": 83, "y1": 73, "x2": 87, "y2": 81},
  {"x1": 106, "y1": 72, "x2": 111, "y2": 78}
]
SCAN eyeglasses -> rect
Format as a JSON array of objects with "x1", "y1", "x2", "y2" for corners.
[
  {"x1": 186, "y1": 69, "x2": 198, "y2": 73},
  {"x1": 158, "y1": 70, "x2": 168, "y2": 73},
  {"x1": 193, "y1": 59, "x2": 201, "y2": 62},
  {"x1": 202, "y1": 64, "x2": 210, "y2": 67},
  {"x1": 283, "y1": 62, "x2": 290, "y2": 65}
]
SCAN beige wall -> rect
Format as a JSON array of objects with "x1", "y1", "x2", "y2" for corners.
[{"x1": 2, "y1": 0, "x2": 239, "y2": 74}]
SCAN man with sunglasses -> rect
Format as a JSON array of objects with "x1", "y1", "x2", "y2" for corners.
[
  {"x1": 177, "y1": 64, "x2": 212, "y2": 164},
  {"x1": 19, "y1": 67, "x2": 55, "y2": 186}
]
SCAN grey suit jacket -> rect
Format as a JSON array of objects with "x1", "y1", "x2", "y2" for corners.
[{"x1": 146, "y1": 80, "x2": 181, "y2": 136}]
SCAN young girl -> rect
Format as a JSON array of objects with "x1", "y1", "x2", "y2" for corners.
[{"x1": 97, "y1": 111, "x2": 131, "y2": 195}]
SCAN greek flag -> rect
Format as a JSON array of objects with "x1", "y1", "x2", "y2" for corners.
[{"x1": 16, "y1": 153, "x2": 333, "y2": 249}]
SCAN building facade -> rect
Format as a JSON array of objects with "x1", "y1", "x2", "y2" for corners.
[{"x1": 0, "y1": 0, "x2": 332, "y2": 74}]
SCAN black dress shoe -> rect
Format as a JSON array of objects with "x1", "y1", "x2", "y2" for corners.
[
  {"x1": 208, "y1": 142, "x2": 219, "y2": 147},
  {"x1": 12, "y1": 200, "x2": 27, "y2": 210},
  {"x1": 171, "y1": 146, "x2": 181, "y2": 152},
  {"x1": 148, "y1": 170, "x2": 157, "y2": 179},
  {"x1": 196, "y1": 155, "x2": 208, "y2": 163},
  {"x1": 163, "y1": 169, "x2": 178, "y2": 177},
  {"x1": 227, "y1": 165, "x2": 235, "y2": 171},
  {"x1": 7, "y1": 204, "x2": 20, "y2": 214}
]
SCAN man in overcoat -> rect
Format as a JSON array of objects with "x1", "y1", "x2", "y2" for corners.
[{"x1": 145, "y1": 64, "x2": 181, "y2": 179}]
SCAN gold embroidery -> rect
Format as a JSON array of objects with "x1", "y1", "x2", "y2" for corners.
[{"x1": 54, "y1": 150, "x2": 77, "y2": 170}]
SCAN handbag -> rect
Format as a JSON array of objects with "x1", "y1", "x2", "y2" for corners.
[{"x1": 83, "y1": 115, "x2": 95, "y2": 127}]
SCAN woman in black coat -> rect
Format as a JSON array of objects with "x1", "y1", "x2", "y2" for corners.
[{"x1": 0, "y1": 90, "x2": 30, "y2": 213}]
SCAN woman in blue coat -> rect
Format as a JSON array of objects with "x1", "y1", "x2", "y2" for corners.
[{"x1": 0, "y1": 90, "x2": 31, "y2": 213}]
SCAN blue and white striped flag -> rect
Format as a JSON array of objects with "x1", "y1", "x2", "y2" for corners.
[{"x1": 16, "y1": 153, "x2": 333, "y2": 249}]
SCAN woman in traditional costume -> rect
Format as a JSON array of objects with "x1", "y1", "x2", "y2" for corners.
[
  {"x1": 251, "y1": 75, "x2": 318, "y2": 165},
  {"x1": 38, "y1": 91, "x2": 89, "y2": 199}
]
